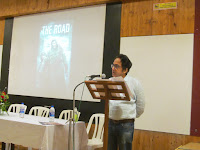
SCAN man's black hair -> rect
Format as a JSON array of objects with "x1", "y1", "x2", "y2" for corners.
[{"x1": 116, "y1": 54, "x2": 132, "y2": 75}]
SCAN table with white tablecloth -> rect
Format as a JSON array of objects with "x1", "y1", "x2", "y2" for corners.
[{"x1": 0, "y1": 112, "x2": 88, "y2": 150}]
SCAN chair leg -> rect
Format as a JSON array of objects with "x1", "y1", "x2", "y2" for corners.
[
  {"x1": 11, "y1": 144, "x2": 14, "y2": 150},
  {"x1": 2, "y1": 142, "x2": 6, "y2": 150},
  {"x1": 5, "y1": 143, "x2": 10, "y2": 150}
]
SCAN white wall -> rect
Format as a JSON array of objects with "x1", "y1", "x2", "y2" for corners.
[{"x1": 120, "y1": 34, "x2": 194, "y2": 135}]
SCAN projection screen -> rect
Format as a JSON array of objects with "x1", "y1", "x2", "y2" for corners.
[{"x1": 8, "y1": 4, "x2": 106, "y2": 101}]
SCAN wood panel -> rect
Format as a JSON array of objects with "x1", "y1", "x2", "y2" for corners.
[
  {"x1": 1, "y1": 128, "x2": 200, "y2": 150},
  {"x1": 87, "y1": 124, "x2": 200, "y2": 150},
  {"x1": 48, "y1": 0, "x2": 120, "y2": 10},
  {"x1": 0, "y1": 0, "x2": 121, "y2": 19},
  {"x1": 92, "y1": 129, "x2": 200, "y2": 150},
  {"x1": 133, "y1": 129, "x2": 200, "y2": 150},
  {"x1": 0, "y1": 0, "x2": 50, "y2": 18},
  {"x1": 121, "y1": 0, "x2": 153, "y2": 36},
  {"x1": 191, "y1": 0, "x2": 200, "y2": 136},
  {"x1": 0, "y1": 0, "x2": 198, "y2": 149},
  {"x1": 121, "y1": 0, "x2": 195, "y2": 36},
  {"x1": 0, "y1": 20, "x2": 5, "y2": 45}
]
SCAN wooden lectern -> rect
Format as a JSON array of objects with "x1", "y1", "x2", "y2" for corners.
[{"x1": 85, "y1": 79, "x2": 130, "y2": 150}]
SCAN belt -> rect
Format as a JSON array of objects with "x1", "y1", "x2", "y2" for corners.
[{"x1": 110, "y1": 119, "x2": 135, "y2": 124}]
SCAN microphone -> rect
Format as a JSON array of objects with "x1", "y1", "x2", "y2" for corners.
[
  {"x1": 87, "y1": 74, "x2": 106, "y2": 80},
  {"x1": 3, "y1": 87, "x2": 7, "y2": 92}
]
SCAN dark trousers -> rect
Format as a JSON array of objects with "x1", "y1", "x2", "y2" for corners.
[{"x1": 108, "y1": 119, "x2": 135, "y2": 150}]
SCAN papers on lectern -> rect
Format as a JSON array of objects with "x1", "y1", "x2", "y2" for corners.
[
  {"x1": 109, "y1": 76, "x2": 134, "y2": 99},
  {"x1": 92, "y1": 76, "x2": 134, "y2": 100}
]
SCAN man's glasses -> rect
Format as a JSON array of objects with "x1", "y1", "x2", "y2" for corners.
[{"x1": 111, "y1": 64, "x2": 121, "y2": 69}]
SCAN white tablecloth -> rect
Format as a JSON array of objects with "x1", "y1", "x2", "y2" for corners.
[{"x1": 0, "y1": 113, "x2": 88, "y2": 150}]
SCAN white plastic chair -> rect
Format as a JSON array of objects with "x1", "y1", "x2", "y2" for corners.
[
  {"x1": 28, "y1": 106, "x2": 49, "y2": 150},
  {"x1": 29, "y1": 106, "x2": 49, "y2": 117},
  {"x1": 86, "y1": 113, "x2": 105, "y2": 150},
  {"x1": 6, "y1": 104, "x2": 28, "y2": 150},
  {"x1": 59, "y1": 110, "x2": 81, "y2": 120},
  {"x1": 8, "y1": 104, "x2": 27, "y2": 113}
]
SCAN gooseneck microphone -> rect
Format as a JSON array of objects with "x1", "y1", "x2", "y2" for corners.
[
  {"x1": 3, "y1": 87, "x2": 7, "y2": 92},
  {"x1": 87, "y1": 74, "x2": 106, "y2": 80}
]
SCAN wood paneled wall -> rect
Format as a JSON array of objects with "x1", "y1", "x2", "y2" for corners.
[
  {"x1": 1, "y1": 128, "x2": 200, "y2": 150},
  {"x1": 94, "y1": 129, "x2": 200, "y2": 150},
  {"x1": 0, "y1": 0, "x2": 195, "y2": 41},
  {"x1": 89, "y1": 127, "x2": 200, "y2": 150},
  {"x1": 86, "y1": 124, "x2": 200, "y2": 150},
  {"x1": 132, "y1": 129, "x2": 200, "y2": 150},
  {"x1": 0, "y1": 0, "x2": 120, "y2": 19},
  {"x1": 0, "y1": 20, "x2": 5, "y2": 45},
  {"x1": 0, "y1": 0, "x2": 198, "y2": 149},
  {"x1": 0, "y1": 0, "x2": 120, "y2": 44},
  {"x1": 121, "y1": 0, "x2": 195, "y2": 36}
]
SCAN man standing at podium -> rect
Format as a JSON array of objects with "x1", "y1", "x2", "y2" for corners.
[{"x1": 108, "y1": 54, "x2": 145, "y2": 150}]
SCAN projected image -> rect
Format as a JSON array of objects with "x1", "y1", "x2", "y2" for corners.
[
  {"x1": 8, "y1": 5, "x2": 106, "y2": 100},
  {"x1": 37, "y1": 23, "x2": 72, "y2": 90}
]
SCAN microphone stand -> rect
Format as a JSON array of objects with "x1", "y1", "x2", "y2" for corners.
[{"x1": 69, "y1": 81, "x2": 85, "y2": 150}]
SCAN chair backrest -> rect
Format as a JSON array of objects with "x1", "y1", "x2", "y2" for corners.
[
  {"x1": 8, "y1": 104, "x2": 27, "y2": 113},
  {"x1": 29, "y1": 106, "x2": 49, "y2": 117},
  {"x1": 59, "y1": 110, "x2": 81, "y2": 120},
  {"x1": 86, "y1": 113, "x2": 105, "y2": 141}
]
